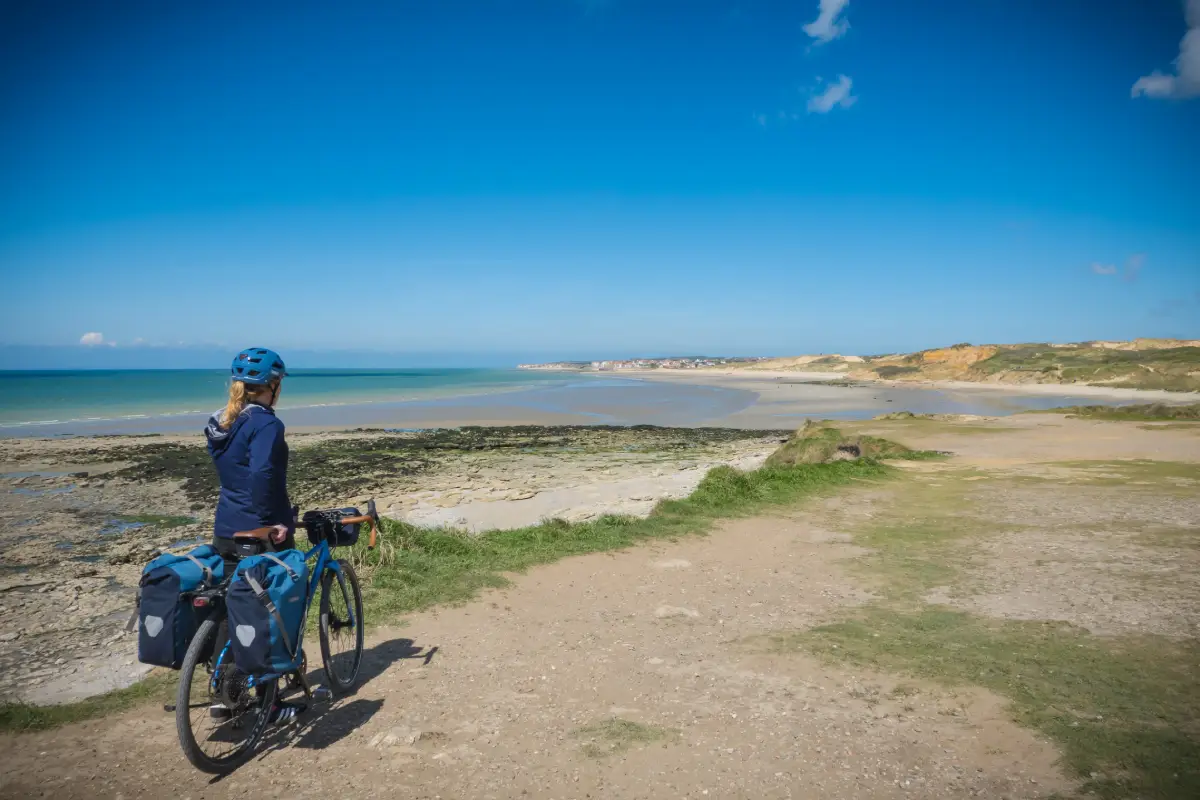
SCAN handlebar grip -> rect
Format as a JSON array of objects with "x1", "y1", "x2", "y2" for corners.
[{"x1": 367, "y1": 499, "x2": 379, "y2": 550}]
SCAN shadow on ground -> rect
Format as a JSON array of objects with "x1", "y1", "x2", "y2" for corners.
[{"x1": 259, "y1": 636, "x2": 438, "y2": 756}]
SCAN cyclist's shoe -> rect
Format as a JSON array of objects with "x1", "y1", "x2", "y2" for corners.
[
  {"x1": 209, "y1": 703, "x2": 232, "y2": 720},
  {"x1": 268, "y1": 701, "x2": 305, "y2": 726}
]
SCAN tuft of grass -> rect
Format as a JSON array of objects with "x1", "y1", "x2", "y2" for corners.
[
  {"x1": 779, "y1": 608, "x2": 1200, "y2": 800},
  {"x1": 573, "y1": 717, "x2": 678, "y2": 758},
  {"x1": 765, "y1": 422, "x2": 938, "y2": 467},
  {"x1": 1035, "y1": 403, "x2": 1200, "y2": 422},
  {"x1": 0, "y1": 671, "x2": 176, "y2": 733},
  {"x1": 348, "y1": 457, "x2": 891, "y2": 623}
]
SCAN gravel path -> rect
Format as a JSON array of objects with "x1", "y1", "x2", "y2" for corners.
[{"x1": 0, "y1": 511, "x2": 1069, "y2": 800}]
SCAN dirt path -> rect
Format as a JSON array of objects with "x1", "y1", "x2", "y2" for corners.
[
  {"x1": 2, "y1": 416, "x2": 1197, "y2": 799},
  {"x1": 1, "y1": 514, "x2": 1068, "y2": 800}
]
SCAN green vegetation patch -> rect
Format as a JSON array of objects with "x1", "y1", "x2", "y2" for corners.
[
  {"x1": 768, "y1": 467, "x2": 1200, "y2": 799},
  {"x1": 973, "y1": 346, "x2": 1200, "y2": 392},
  {"x1": 779, "y1": 608, "x2": 1200, "y2": 800},
  {"x1": 0, "y1": 671, "x2": 176, "y2": 733},
  {"x1": 573, "y1": 717, "x2": 679, "y2": 758},
  {"x1": 766, "y1": 421, "x2": 941, "y2": 467},
  {"x1": 1048, "y1": 459, "x2": 1200, "y2": 487},
  {"x1": 1036, "y1": 403, "x2": 1200, "y2": 422},
  {"x1": 873, "y1": 365, "x2": 921, "y2": 378}
]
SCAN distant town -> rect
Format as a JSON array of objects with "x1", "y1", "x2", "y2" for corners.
[{"x1": 517, "y1": 356, "x2": 770, "y2": 371}]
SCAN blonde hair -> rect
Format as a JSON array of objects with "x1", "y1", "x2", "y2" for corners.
[{"x1": 219, "y1": 379, "x2": 278, "y2": 430}]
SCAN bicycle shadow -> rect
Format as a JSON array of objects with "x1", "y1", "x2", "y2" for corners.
[
  {"x1": 251, "y1": 636, "x2": 439, "y2": 759},
  {"x1": 304, "y1": 635, "x2": 438, "y2": 696}
]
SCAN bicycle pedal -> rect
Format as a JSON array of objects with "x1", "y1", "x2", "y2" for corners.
[{"x1": 312, "y1": 687, "x2": 333, "y2": 703}]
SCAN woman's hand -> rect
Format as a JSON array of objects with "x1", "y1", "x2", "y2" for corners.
[{"x1": 270, "y1": 524, "x2": 290, "y2": 544}]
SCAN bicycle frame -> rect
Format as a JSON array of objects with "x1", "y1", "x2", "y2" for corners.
[{"x1": 209, "y1": 538, "x2": 355, "y2": 690}]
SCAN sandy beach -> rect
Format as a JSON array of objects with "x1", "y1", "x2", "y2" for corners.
[{"x1": 622, "y1": 366, "x2": 1200, "y2": 400}]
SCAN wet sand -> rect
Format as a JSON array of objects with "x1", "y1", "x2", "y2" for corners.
[
  {"x1": 5, "y1": 369, "x2": 1192, "y2": 439},
  {"x1": 611, "y1": 369, "x2": 1199, "y2": 428}
]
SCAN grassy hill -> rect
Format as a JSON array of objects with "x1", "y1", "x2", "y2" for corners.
[{"x1": 741, "y1": 339, "x2": 1200, "y2": 392}]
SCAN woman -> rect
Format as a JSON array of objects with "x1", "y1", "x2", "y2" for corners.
[
  {"x1": 205, "y1": 347, "x2": 293, "y2": 563},
  {"x1": 204, "y1": 347, "x2": 302, "y2": 724}
]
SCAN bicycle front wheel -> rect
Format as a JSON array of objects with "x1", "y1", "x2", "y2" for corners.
[
  {"x1": 319, "y1": 559, "x2": 364, "y2": 694},
  {"x1": 176, "y1": 617, "x2": 277, "y2": 774}
]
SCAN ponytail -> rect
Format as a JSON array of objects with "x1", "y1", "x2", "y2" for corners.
[{"x1": 220, "y1": 380, "x2": 248, "y2": 430}]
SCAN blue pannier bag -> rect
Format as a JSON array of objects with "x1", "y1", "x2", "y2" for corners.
[
  {"x1": 226, "y1": 549, "x2": 309, "y2": 675},
  {"x1": 136, "y1": 545, "x2": 224, "y2": 669}
]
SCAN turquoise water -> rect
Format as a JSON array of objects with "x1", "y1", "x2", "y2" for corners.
[{"x1": 0, "y1": 369, "x2": 569, "y2": 427}]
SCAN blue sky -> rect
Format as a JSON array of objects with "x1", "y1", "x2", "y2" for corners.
[{"x1": 1, "y1": 0, "x2": 1198, "y2": 367}]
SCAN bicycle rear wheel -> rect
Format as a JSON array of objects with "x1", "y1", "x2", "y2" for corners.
[
  {"x1": 318, "y1": 559, "x2": 364, "y2": 694},
  {"x1": 176, "y1": 617, "x2": 277, "y2": 774}
]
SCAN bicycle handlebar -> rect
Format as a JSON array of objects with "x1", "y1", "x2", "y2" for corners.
[
  {"x1": 340, "y1": 499, "x2": 381, "y2": 549},
  {"x1": 234, "y1": 498, "x2": 382, "y2": 550}
]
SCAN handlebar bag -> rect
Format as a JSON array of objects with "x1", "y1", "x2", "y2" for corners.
[
  {"x1": 226, "y1": 549, "x2": 309, "y2": 675},
  {"x1": 136, "y1": 545, "x2": 224, "y2": 669},
  {"x1": 302, "y1": 507, "x2": 361, "y2": 548}
]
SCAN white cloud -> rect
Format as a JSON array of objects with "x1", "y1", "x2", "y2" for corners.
[
  {"x1": 754, "y1": 112, "x2": 768, "y2": 127},
  {"x1": 79, "y1": 332, "x2": 105, "y2": 346},
  {"x1": 1090, "y1": 254, "x2": 1146, "y2": 280},
  {"x1": 807, "y1": 75, "x2": 857, "y2": 113},
  {"x1": 1132, "y1": 0, "x2": 1200, "y2": 99},
  {"x1": 803, "y1": 0, "x2": 850, "y2": 44}
]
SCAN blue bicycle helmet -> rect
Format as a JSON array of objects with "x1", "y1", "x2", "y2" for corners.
[{"x1": 231, "y1": 347, "x2": 287, "y2": 385}]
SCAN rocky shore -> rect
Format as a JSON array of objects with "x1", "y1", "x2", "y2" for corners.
[{"x1": 0, "y1": 425, "x2": 787, "y2": 705}]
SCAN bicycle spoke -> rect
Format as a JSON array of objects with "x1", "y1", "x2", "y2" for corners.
[
  {"x1": 177, "y1": 619, "x2": 276, "y2": 773},
  {"x1": 184, "y1": 660, "x2": 265, "y2": 760}
]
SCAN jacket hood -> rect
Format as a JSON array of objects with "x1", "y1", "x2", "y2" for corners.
[{"x1": 205, "y1": 403, "x2": 274, "y2": 451}]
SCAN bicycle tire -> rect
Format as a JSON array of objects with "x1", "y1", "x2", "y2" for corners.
[
  {"x1": 175, "y1": 617, "x2": 277, "y2": 774},
  {"x1": 318, "y1": 559, "x2": 364, "y2": 694}
]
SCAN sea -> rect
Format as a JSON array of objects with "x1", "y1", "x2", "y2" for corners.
[
  {"x1": 0, "y1": 368, "x2": 1147, "y2": 438},
  {"x1": 0, "y1": 369, "x2": 568, "y2": 434}
]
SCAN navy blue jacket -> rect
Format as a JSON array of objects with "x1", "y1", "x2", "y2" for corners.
[{"x1": 205, "y1": 403, "x2": 293, "y2": 540}]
